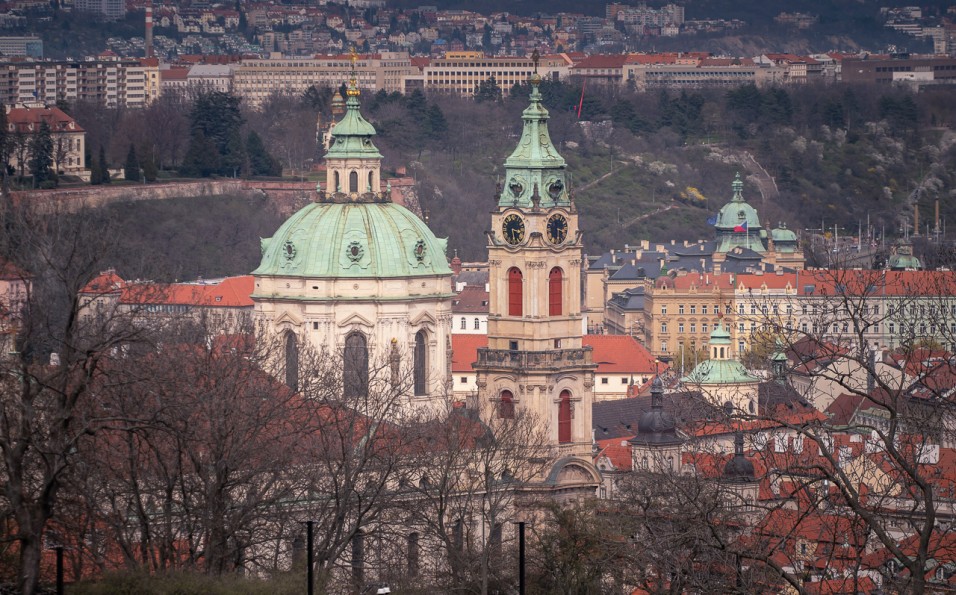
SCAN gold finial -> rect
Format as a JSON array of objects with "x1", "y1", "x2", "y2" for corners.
[
  {"x1": 531, "y1": 48, "x2": 540, "y2": 74},
  {"x1": 347, "y1": 46, "x2": 360, "y2": 97}
]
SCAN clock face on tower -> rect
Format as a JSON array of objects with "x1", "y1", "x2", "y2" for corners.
[
  {"x1": 546, "y1": 213, "x2": 569, "y2": 244},
  {"x1": 502, "y1": 213, "x2": 526, "y2": 245}
]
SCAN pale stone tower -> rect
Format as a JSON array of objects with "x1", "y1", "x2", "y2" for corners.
[{"x1": 474, "y1": 63, "x2": 600, "y2": 489}]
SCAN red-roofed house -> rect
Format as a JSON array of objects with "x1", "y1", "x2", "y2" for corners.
[
  {"x1": 584, "y1": 334, "x2": 662, "y2": 400},
  {"x1": 78, "y1": 270, "x2": 254, "y2": 332},
  {"x1": 570, "y1": 54, "x2": 629, "y2": 84},
  {"x1": 6, "y1": 105, "x2": 85, "y2": 176},
  {"x1": 452, "y1": 333, "x2": 661, "y2": 401},
  {"x1": 451, "y1": 333, "x2": 487, "y2": 398}
]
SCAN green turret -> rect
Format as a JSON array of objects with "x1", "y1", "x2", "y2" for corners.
[{"x1": 499, "y1": 72, "x2": 569, "y2": 209}]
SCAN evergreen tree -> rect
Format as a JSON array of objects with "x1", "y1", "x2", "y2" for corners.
[
  {"x1": 186, "y1": 91, "x2": 244, "y2": 176},
  {"x1": 89, "y1": 153, "x2": 101, "y2": 185},
  {"x1": 140, "y1": 146, "x2": 158, "y2": 182},
  {"x1": 246, "y1": 131, "x2": 281, "y2": 177},
  {"x1": 124, "y1": 144, "x2": 140, "y2": 182},
  {"x1": 180, "y1": 131, "x2": 220, "y2": 178},
  {"x1": 425, "y1": 104, "x2": 447, "y2": 140},
  {"x1": 474, "y1": 76, "x2": 502, "y2": 103},
  {"x1": 221, "y1": 129, "x2": 245, "y2": 178},
  {"x1": 28, "y1": 121, "x2": 53, "y2": 187},
  {"x1": 99, "y1": 145, "x2": 111, "y2": 184}
]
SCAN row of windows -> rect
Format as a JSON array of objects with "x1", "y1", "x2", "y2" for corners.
[
  {"x1": 459, "y1": 317, "x2": 481, "y2": 330},
  {"x1": 498, "y1": 388, "x2": 573, "y2": 443},
  {"x1": 284, "y1": 329, "x2": 430, "y2": 397},
  {"x1": 661, "y1": 303, "x2": 730, "y2": 315},
  {"x1": 507, "y1": 266, "x2": 564, "y2": 317}
]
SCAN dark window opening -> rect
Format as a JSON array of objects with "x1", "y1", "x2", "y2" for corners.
[{"x1": 344, "y1": 332, "x2": 369, "y2": 397}]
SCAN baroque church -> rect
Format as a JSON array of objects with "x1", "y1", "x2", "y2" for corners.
[
  {"x1": 251, "y1": 67, "x2": 454, "y2": 403},
  {"x1": 251, "y1": 59, "x2": 601, "y2": 492}
]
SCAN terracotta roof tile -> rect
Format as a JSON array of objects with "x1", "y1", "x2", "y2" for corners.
[
  {"x1": 451, "y1": 333, "x2": 487, "y2": 372},
  {"x1": 584, "y1": 334, "x2": 660, "y2": 374}
]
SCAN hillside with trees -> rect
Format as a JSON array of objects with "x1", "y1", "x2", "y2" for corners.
[
  {"x1": 45, "y1": 80, "x2": 956, "y2": 271},
  {"x1": 360, "y1": 81, "x2": 956, "y2": 261}
]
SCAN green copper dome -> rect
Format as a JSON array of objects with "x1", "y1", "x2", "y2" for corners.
[
  {"x1": 325, "y1": 93, "x2": 383, "y2": 160},
  {"x1": 681, "y1": 322, "x2": 760, "y2": 386},
  {"x1": 681, "y1": 358, "x2": 760, "y2": 386},
  {"x1": 253, "y1": 202, "x2": 451, "y2": 279},
  {"x1": 499, "y1": 74, "x2": 569, "y2": 209},
  {"x1": 715, "y1": 173, "x2": 766, "y2": 253}
]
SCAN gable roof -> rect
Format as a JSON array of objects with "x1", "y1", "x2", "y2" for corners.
[{"x1": 6, "y1": 106, "x2": 83, "y2": 134}]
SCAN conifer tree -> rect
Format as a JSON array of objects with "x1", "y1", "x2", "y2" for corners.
[
  {"x1": 28, "y1": 121, "x2": 53, "y2": 187},
  {"x1": 124, "y1": 144, "x2": 140, "y2": 182},
  {"x1": 140, "y1": 146, "x2": 158, "y2": 182}
]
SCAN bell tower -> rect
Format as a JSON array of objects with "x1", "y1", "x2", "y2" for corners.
[{"x1": 474, "y1": 56, "x2": 598, "y2": 477}]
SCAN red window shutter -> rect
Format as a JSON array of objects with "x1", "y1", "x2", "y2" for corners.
[
  {"x1": 549, "y1": 267, "x2": 563, "y2": 316},
  {"x1": 558, "y1": 390, "x2": 572, "y2": 443},
  {"x1": 508, "y1": 268, "x2": 523, "y2": 317}
]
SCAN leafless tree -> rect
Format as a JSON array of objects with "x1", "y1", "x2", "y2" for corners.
[
  {"x1": 395, "y1": 403, "x2": 550, "y2": 593},
  {"x1": 0, "y1": 201, "x2": 153, "y2": 595}
]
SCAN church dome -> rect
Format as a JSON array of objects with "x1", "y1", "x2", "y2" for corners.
[
  {"x1": 253, "y1": 202, "x2": 451, "y2": 279},
  {"x1": 722, "y1": 433, "x2": 756, "y2": 482},
  {"x1": 715, "y1": 173, "x2": 762, "y2": 232},
  {"x1": 633, "y1": 376, "x2": 681, "y2": 445}
]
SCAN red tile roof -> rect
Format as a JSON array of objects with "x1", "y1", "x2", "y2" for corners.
[
  {"x1": 6, "y1": 106, "x2": 83, "y2": 134},
  {"x1": 583, "y1": 334, "x2": 660, "y2": 374},
  {"x1": 451, "y1": 333, "x2": 487, "y2": 372},
  {"x1": 571, "y1": 54, "x2": 628, "y2": 70},
  {"x1": 121, "y1": 276, "x2": 254, "y2": 308},
  {"x1": 452, "y1": 285, "x2": 489, "y2": 314},
  {"x1": 0, "y1": 257, "x2": 29, "y2": 281},
  {"x1": 595, "y1": 436, "x2": 633, "y2": 471}
]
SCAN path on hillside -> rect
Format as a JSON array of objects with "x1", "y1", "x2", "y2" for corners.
[
  {"x1": 621, "y1": 203, "x2": 678, "y2": 228},
  {"x1": 698, "y1": 146, "x2": 779, "y2": 205},
  {"x1": 576, "y1": 162, "x2": 630, "y2": 193},
  {"x1": 739, "y1": 151, "x2": 779, "y2": 205}
]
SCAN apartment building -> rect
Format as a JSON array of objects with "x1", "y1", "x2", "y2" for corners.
[
  {"x1": 643, "y1": 272, "x2": 736, "y2": 359},
  {"x1": 0, "y1": 60, "x2": 159, "y2": 108},
  {"x1": 734, "y1": 270, "x2": 956, "y2": 354},
  {"x1": 419, "y1": 52, "x2": 570, "y2": 97},
  {"x1": 233, "y1": 52, "x2": 414, "y2": 107}
]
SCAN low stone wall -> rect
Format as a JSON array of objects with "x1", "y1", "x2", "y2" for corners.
[
  {"x1": 7, "y1": 178, "x2": 422, "y2": 218},
  {"x1": 11, "y1": 180, "x2": 254, "y2": 213}
]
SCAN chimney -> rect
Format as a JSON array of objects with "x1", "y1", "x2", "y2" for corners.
[
  {"x1": 145, "y1": 3, "x2": 154, "y2": 59},
  {"x1": 450, "y1": 250, "x2": 462, "y2": 275}
]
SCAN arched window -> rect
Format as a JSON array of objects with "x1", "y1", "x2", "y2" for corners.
[
  {"x1": 349, "y1": 170, "x2": 358, "y2": 193},
  {"x1": 558, "y1": 390, "x2": 572, "y2": 443},
  {"x1": 333, "y1": 171, "x2": 340, "y2": 192},
  {"x1": 368, "y1": 171, "x2": 374, "y2": 192},
  {"x1": 474, "y1": 317, "x2": 480, "y2": 330},
  {"x1": 498, "y1": 390, "x2": 515, "y2": 419},
  {"x1": 284, "y1": 331, "x2": 298, "y2": 392},
  {"x1": 407, "y1": 532, "x2": 420, "y2": 577},
  {"x1": 460, "y1": 317, "x2": 466, "y2": 330},
  {"x1": 508, "y1": 267, "x2": 523, "y2": 317},
  {"x1": 344, "y1": 333, "x2": 369, "y2": 397},
  {"x1": 549, "y1": 267, "x2": 563, "y2": 316},
  {"x1": 414, "y1": 330, "x2": 427, "y2": 396}
]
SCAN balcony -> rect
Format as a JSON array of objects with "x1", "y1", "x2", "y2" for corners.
[{"x1": 475, "y1": 347, "x2": 593, "y2": 370}]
